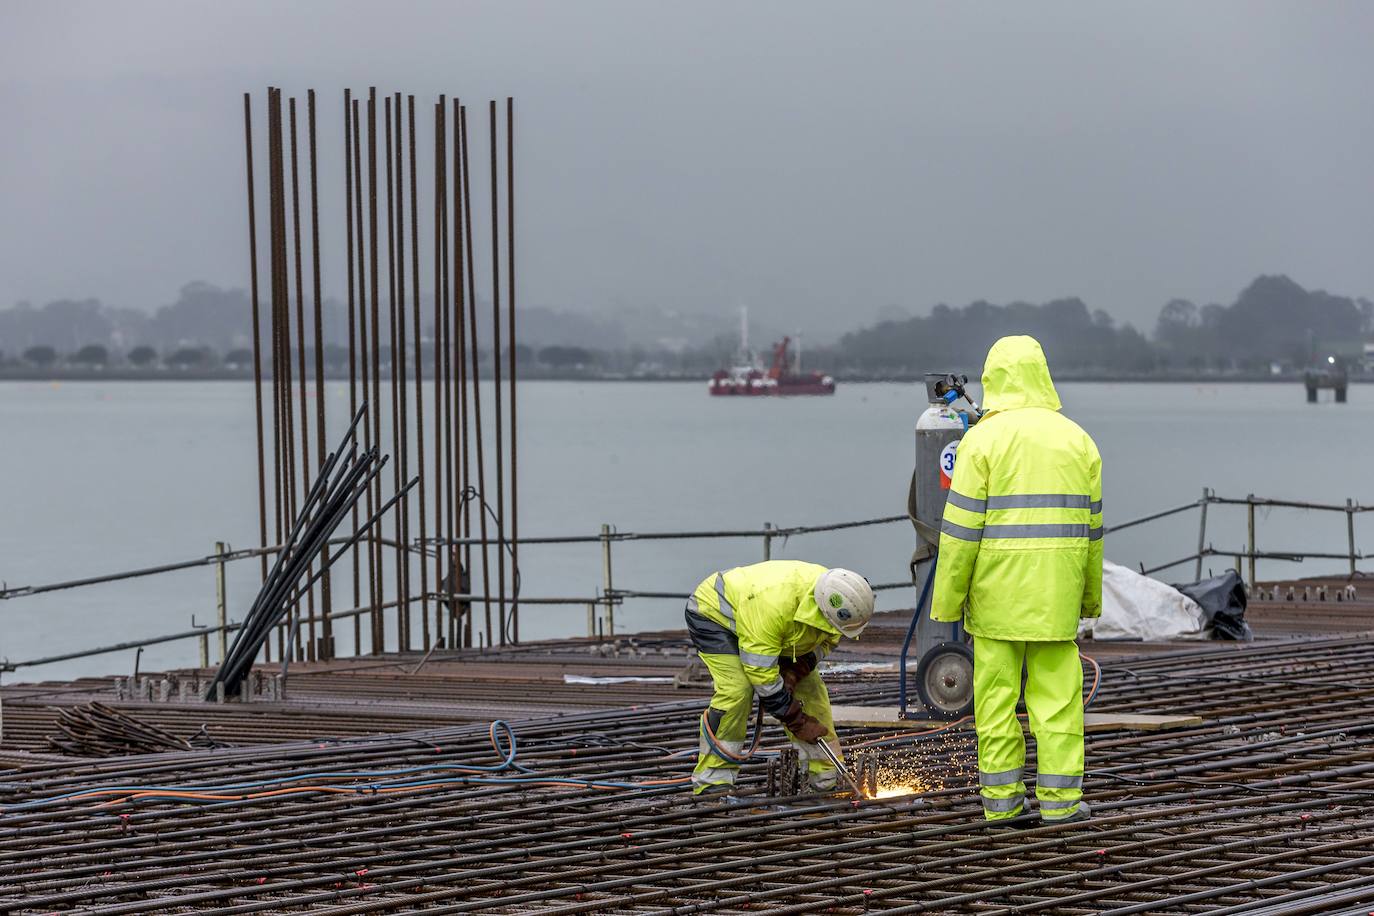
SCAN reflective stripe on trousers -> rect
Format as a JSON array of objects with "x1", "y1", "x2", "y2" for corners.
[
  {"x1": 1039, "y1": 798, "x2": 1079, "y2": 811},
  {"x1": 982, "y1": 794, "x2": 1025, "y2": 814},
  {"x1": 979, "y1": 768, "x2": 1023, "y2": 787},
  {"x1": 1037, "y1": 772, "x2": 1083, "y2": 819},
  {"x1": 1041, "y1": 799, "x2": 1089, "y2": 820},
  {"x1": 691, "y1": 765, "x2": 739, "y2": 789}
]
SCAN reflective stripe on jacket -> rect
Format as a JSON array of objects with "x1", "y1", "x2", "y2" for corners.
[
  {"x1": 931, "y1": 336, "x2": 1104, "y2": 640},
  {"x1": 691, "y1": 560, "x2": 839, "y2": 714}
]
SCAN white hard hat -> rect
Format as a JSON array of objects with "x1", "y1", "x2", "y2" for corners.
[{"x1": 814, "y1": 568, "x2": 875, "y2": 638}]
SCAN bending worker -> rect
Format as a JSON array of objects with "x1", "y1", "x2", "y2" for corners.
[
  {"x1": 931, "y1": 335, "x2": 1102, "y2": 825},
  {"x1": 686, "y1": 560, "x2": 875, "y2": 796}
]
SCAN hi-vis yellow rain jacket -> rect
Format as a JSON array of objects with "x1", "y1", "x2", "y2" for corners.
[
  {"x1": 931, "y1": 336, "x2": 1103, "y2": 640},
  {"x1": 689, "y1": 561, "x2": 841, "y2": 716}
]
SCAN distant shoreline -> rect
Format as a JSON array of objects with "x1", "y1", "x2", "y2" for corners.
[{"x1": 0, "y1": 368, "x2": 1367, "y2": 385}]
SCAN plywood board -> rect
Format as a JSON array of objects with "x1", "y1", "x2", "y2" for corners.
[{"x1": 829, "y1": 705, "x2": 1202, "y2": 732}]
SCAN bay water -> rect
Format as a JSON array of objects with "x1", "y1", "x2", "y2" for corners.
[{"x1": 2, "y1": 380, "x2": 1368, "y2": 681}]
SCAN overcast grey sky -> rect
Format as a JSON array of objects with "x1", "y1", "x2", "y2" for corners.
[{"x1": 2, "y1": 0, "x2": 1371, "y2": 339}]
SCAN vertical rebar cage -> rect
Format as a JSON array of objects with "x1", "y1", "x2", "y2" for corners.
[{"x1": 241, "y1": 88, "x2": 520, "y2": 662}]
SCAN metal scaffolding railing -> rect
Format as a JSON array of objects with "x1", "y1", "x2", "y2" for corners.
[
  {"x1": 1129, "y1": 489, "x2": 1370, "y2": 579},
  {"x1": 1, "y1": 493, "x2": 1366, "y2": 672}
]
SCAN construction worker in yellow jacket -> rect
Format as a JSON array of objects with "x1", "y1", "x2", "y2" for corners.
[
  {"x1": 932, "y1": 335, "x2": 1102, "y2": 825},
  {"x1": 685, "y1": 561, "x2": 875, "y2": 795}
]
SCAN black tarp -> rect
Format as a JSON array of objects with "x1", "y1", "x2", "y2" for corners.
[{"x1": 1174, "y1": 570, "x2": 1253, "y2": 641}]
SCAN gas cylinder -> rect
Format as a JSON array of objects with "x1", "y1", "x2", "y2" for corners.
[
  {"x1": 912, "y1": 374, "x2": 972, "y2": 546},
  {"x1": 904, "y1": 373, "x2": 979, "y2": 719}
]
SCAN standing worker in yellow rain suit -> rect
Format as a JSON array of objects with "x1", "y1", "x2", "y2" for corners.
[
  {"x1": 685, "y1": 561, "x2": 875, "y2": 796},
  {"x1": 931, "y1": 335, "x2": 1102, "y2": 825}
]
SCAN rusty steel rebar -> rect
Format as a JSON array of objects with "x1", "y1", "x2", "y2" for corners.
[
  {"x1": 460, "y1": 103, "x2": 494, "y2": 649},
  {"x1": 456, "y1": 96, "x2": 472, "y2": 648},
  {"x1": 307, "y1": 89, "x2": 331, "y2": 658},
  {"x1": 242, "y1": 94, "x2": 269, "y2": 593},
  {"x1": 351, "y1": 95, "x2": 372, "y2": 657},
  {"x1": 277, "y1": 97, "x2": 299, "y2": 643},
  {"x1": 506, "y1": 96, "x2": 519, "y2": 643},
  {"x1": 456, "y1": 98, "x2": 472, "y2": 645},
  {"x1": 383, "y1": 95, "x2": 405, "y2": 652},
  {"x1": 432, "y1": 98, "x2": 448, "y2": 649},
  {"x1": 266, "y1": 88, "x2": 284, "y2": 563},
  {"x1": 456, "y1": 101, "x2": 473, "y2": 650},
  {"x1": 288, "y1": 96, "x2": 313, "y2": 663},
  {"x1": 343, "y1": 90, "x2": 359, "y2": 659},
  {"x1": 367, "y1": 88, "x2": 385, "y2": 653},
  {"x1": 488, "y1": 100, "x2": 508, "y2": 647},
  {"x1": 266, "y1": 87, "x2": 288, "y2": 662},
  {"x1": 395, "y1": 92, "x2": 412, "y2": 651},
  {"x1": 408, "y1": 94, "x2": 427, "y2": 650},
  {"x1": 277, "y1": 90, "x2": 299, "y2": 662}
]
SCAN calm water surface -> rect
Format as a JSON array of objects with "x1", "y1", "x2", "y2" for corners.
[{"x1": 2, "y1": 380, "x2": 1369, "y2": 680}]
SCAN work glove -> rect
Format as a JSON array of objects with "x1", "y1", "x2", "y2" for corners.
[
  {"x1": 780, "y1": 652, "x2": 818, "y2": 690},
  {"x1": 778, "y1": 699, "x2": 828, "y2": 744}
]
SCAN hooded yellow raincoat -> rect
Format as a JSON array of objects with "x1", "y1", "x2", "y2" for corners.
[
  {"x1": 931, "y1": 336, "x2": 1103, "y2": 635},
  {"x1": 930, "y1": 336, "x2": 1102, "y2": 821}
]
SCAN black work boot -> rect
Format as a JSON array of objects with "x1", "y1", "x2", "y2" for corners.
[
  {"x1": 985, "y1": 811, "x2": 1035, "y2": 831},
  {"x1": 1041, "y1": 800, "x2": 1092, "y2": 826}
]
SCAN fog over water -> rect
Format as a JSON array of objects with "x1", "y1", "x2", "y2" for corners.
[{"x1": 2, "y1": 380, "x2": 1368, "y2": 681}]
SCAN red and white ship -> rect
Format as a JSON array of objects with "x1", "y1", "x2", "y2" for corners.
[{"x1": 709, "y1": 312, "x2": 835, "y2": 396}]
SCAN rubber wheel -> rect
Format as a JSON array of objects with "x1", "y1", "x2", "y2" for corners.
[{"x1": 915, "y1": 641, "x2": 975, "y2": 720}]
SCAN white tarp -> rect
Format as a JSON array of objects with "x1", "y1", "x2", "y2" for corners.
[{"x1": 1080, "y1": 560, "x2": 1207, "y2": 641}]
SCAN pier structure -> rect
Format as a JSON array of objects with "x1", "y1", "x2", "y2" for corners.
[{"x1": 1304, "y1": 359, "x2": 1349, "y2": 402}]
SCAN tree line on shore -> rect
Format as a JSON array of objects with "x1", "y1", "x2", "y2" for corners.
[
  {"x1": 1, "y1": 275, "x2": 1370, "y2": 378},
  {"x1": 827, "y1": 275, "x2": 1372, "y2": 375}
]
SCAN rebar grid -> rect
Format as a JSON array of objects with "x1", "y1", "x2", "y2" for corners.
[{"x1": 1, "y1": 637, "x2": 1373, "y2": 912}]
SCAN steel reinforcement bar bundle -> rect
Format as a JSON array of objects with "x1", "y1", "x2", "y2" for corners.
[
  {"x1": 208, "y1": 404, "x2": 415, "y2": 700},
  {"x1": 244, "y1": 86, "x2": 521, "y2": 667},
  {"x1": 2, "y1": 636, "x2": 1374, "y2": 913}
]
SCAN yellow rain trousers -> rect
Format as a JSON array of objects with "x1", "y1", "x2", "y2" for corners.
[
  {"x1": 930, "y1": 335, "x2": 1102, "y2": 820},
  {"x1": 693, "y1": 654, "x2": 840, "y2": 793},
  {"x1": 973, "y1": 638, "x2": 1084, "y2": 819},
  {"x1": 685, "y1": 561, "x2": 842, "y2": 793}
]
